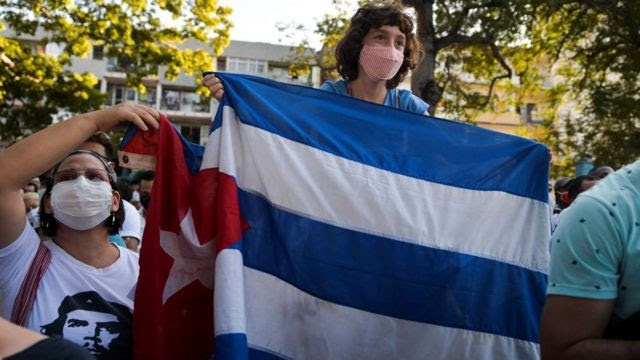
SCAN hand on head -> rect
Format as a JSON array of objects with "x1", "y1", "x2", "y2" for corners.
[
  {"x1": 93, "y1": 101, "x2": 160, "y2": 133},
  {"x1": 202, "y1": 74, "x2": 224, "y2": 101}
]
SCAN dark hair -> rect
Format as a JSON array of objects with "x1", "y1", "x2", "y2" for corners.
[
  {"x1": 588, "y1": 165, "x2": 614, "y2": 179},
  {"x1": 567, "y1": 175, "x2": 596, "y2": 201},
  {"x1": 39, "y1": 150, "x2": 124, "y2": 237},
  {"x1": 335, "y1": 2, "x2": 424, "y2": 88},
  {"x1": 140, "y1": 170, "x2": 155, "y2": 181},
  {"x1": 86, "y1": 132, "x2": 114, "y2": 160},
  {"x1": 117, "y1": 181, "x2": 133, "y2": 202}
]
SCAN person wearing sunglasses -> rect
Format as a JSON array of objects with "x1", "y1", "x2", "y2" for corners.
[{"x1": 0, "y1": 101, "x2": 159, "y2": 358}]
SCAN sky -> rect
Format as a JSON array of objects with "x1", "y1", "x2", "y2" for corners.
[{"x1": 218, "y1": 0, "x2": 357, "y2": 49}]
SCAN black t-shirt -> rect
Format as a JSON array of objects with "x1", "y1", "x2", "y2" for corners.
[{"x1": 6, "y1": 337, "x2": 94, "y2": 360}]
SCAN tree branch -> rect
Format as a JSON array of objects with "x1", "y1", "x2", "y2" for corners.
[
  {"x1": 435, "y1": 33, "x2": 483, "y2": 52},
  {"x1": 481, "y1": 42, "x2": 512, "y2": 107},
  {"x1": 435, "y1": 0, "x2": 508, "y2": 51}
]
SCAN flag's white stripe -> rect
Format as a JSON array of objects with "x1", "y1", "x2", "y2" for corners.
[
  {"x1": 214, "y1": 249, "x2": 246, "y2": 335},
  {"x1": 214, "y1": 249, "x2": 540, "y2": 360},
  {"x1": 203, "y1": 107, "x2": 550, "y2": 272}
]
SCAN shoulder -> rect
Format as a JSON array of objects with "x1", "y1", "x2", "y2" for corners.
[
  {"x1": 122, "y1": 200, "x2": 138, "y2": 215},
  {"x1": 119, "y1": 200, "x2": 141, "y2": 240},
  {"x1": 118, "y1": 246, "x2": 140, "y2": 266},
  {"x1": 548, "y1": 177, "x2": 631, "y2": 299},
  {"x1": 320, "y1": 80, "x2": 348, "y2": 95},
  {"x1": 0, "y1": 221, "x2": 39, "y2": 259},
  {"x1": 395, "y1": 88, "x2": 429, "y2": 114}
]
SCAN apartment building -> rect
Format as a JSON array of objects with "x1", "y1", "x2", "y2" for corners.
[{"x1": 1, "y1": 27, "x2": 319, "y2": 145}]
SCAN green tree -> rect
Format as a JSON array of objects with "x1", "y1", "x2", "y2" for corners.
[
  {"x1": 0, "y1": 0, "x2": 232, "y2": 141},
  {"x1": 537, "y1": 0, "x2": 640, "y2": 169},
  {"x1": 283, "y1": 0, "x2": 353, "y2": 83},
  {"x1": 401, "y1": 1, "x2": 547, "y2": 118}
]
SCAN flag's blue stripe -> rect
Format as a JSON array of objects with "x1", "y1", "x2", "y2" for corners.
[
  {"x1": 215, "y1": 333, "x2": 287, "y2": 360},
  {"x1": 213, "y1": 73, "x2": 549, "y2": 203},
  {"x1": 237, "y1": 189, "x2": 547, "y2": 343},
  {"x1": 215, "y1": 333, "x2": 248, "y2": 360}
]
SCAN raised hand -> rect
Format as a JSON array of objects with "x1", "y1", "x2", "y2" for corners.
[
  {"x1": 202, "y1": 74, "x2": 224, "y2": 101},
  {"x1": 91, "y1": 101, "x2": 160, "y2": 132}
]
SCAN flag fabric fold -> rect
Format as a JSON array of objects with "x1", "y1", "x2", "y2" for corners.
[{"x1": 124, "y1": 73, "x2": 550, "y2": 360}]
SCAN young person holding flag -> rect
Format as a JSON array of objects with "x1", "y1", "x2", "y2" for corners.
[{"x1": 203, "y1": 2, "x2": 429, "y2": 114}]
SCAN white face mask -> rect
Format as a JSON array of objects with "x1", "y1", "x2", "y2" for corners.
[{"x1": 51, "y1": 176, "x2": 114, "y2": 231}]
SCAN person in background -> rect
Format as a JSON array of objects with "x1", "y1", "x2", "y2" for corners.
[
  {"x1": 551, "y1": 175, "x2": 599, "y2": 235},
  {"x1": 551, "y1": 177, "x2": 571, "y2": 234},
  {"x1": 37, "y1": 173, "x2": 50, "y2": 199},
  {"x1": 22, "y1": 192, "x2": 41, "y2": 232},
  {"x1": 541, "y1": 162, "x2": 640, "y2": 358},
  {"x1": 553, "y1": 177, "x2": 571, "y2": 214},
  {"x1": 22, "y1": 192, "x2": 39, "y2": 214},
  {"x1": 136, "y1": 171, "x2": 154, "y2": 238},
  {"x1": 130, "y1": 190, "x2": 142, "y2": 211},
  {"x1": 589, "y1": 165, "x2": 615, "y2": 180},
  {"x1": 116, "y1": 181, "x2": 141, "y2": 252},
  {"x1": 203, "y1": 2, "x2": 429, "y2": 115},
  {"x1": 566, "y1": 175, "x2": 599, "y2": 204},
  {"x1": 22, "y1": 182, "x2": 37, "y2": 194}
]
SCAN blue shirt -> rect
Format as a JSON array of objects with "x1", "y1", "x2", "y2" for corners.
[
  {"x1": 320, "y1": 80, "x2": 429, "y2": 115},
  {"x1": 108, "y1": 235, "x2": 127, "y2": 247},
  {"x1": 548, "y1": 161, "x2": 640, "y2": 320}
]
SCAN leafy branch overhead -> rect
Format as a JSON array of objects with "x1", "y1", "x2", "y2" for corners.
[
  {"x1": 538, "y1": 0, "x2": 640, "y2": 168},
  {"x1": 0, "y1": 0, "x2": 232, "y2": 140}
]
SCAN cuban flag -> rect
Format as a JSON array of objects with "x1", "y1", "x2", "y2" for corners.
[{"x1": 122, "y1": 73, "x2": 550, "y2": 360}]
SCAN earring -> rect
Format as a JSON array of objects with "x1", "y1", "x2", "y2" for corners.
[{"x1": 108, "y1": 213, "x2": 116, "y2": 227}]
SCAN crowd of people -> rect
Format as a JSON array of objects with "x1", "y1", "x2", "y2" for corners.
[{"x1": 0, "y1": 1, "x2": 638, "y2": 359}]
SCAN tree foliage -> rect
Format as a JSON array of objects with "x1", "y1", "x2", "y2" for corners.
[
  {"x1": 282, "y1": 0, "x2": 354, "y2": 83},
  {"x1": 537, "y1": 1, "x2": 640, "y2": 169},
  {"x1": 0, "y1": 0, "x2": 232, "y2": 140}
]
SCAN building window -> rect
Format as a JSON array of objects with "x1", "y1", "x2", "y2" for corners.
[
  {"x1": 181, "y1": 125, "x2": 201, "y2": 144},
  {"x1": 182, "y1": 91, "x2": 210, "y2": 113},
  {"x1": 217, "y1": 58, "x2": 226, "y2": 72},
  {"x1": 105, "y1": 84, "x2": 136, "y2": 106},
  {"x1": 161, "y1": 89, "x2": 210, "y2": 112},
  {"x1": 226, "y1": 57, "x2": 267, "y2": 75},
  {"x1": 93, "y1": 45, "x2": 104, "y2": 60},
  {"x1": 139, "y1": 87, "x2": 157, "y2": 107},
  {"x1": 161, "y1": 89, "x2": 181, "y2": 111},
  {"x1": 107, "y1": 56, "x2": 134, "y2": 72},
  {"x1": 517, "y1": 103, "x2": 542, "y2": 124}
]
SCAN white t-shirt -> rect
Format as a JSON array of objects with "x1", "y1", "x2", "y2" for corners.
[
  {"x1": 119, "y1": 200, "x2": 142, "y2": 241},
  {"x1": 0, "y1": 222, "x2": 138, "y2": 359}
]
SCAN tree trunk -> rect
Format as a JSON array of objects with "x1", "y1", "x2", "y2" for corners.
[{"x1": 407, "y1": 0, "x2": 441, "y2": 115}]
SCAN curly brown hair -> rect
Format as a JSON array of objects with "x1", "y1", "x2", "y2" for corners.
[{"x1": 335, "y1": 2, "x2": 424, "y2": 89}]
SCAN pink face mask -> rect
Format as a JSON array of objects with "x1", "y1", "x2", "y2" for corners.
[{"x1": 359, "y1": 44, "x2": 404, "y2": 81}]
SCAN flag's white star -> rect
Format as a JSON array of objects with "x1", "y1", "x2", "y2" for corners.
[{"x1": 160, "y1": 210, "x2": 215, "y2": 304}]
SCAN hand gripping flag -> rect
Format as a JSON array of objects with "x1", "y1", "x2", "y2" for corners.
[{"x1": 123, "y1": 73, "x2": 551, "y2": 359}]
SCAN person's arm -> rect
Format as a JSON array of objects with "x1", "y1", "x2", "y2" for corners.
[
  {"x1": 0, "y1": 317, "x2": 45, "y2": 358},
  {"x1": 123, "y1": 236, "x2": 140, "y2": 252},
  {"x1": 541, "y1": 295, "x2": 640, "y2": 359},
  {"x1": 0, "y1": 102, "x2": 159, "y2": 248}
]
